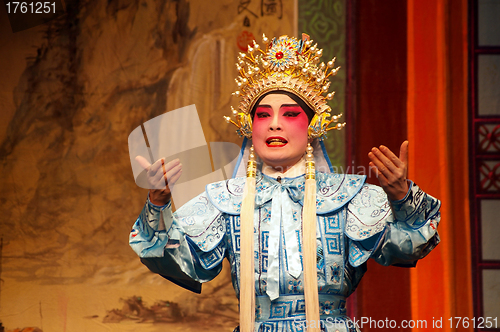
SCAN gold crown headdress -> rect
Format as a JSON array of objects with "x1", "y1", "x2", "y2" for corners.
[{"x1": 224, "y1": 33, "x2": 345, "y2": 140}]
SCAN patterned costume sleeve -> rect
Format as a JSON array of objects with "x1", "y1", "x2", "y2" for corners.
[
  {"x1": 345, "y1": 181, "x2": 441, "y2": 268},
  {"x1": 129, "y1": 192, "x2": 227, "y2": 292}
]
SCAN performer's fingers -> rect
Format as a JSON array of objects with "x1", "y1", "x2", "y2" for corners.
[
  {"x1": 135, "y1": 155, "x2": 152, "y2": 170},
  {"x1": 152, "y1": 162, "x2": 182, "y2": 188},
  {"x1": 371, "y1": 147, "x2": 399, "y2": 173},
  {"x1": 150, "y1": 159, "x2": 167, "y2": 188},
  {"x1": 163, "y1": 158, "x2": 181, "y2": 173},
  {"x1": 163, "y1": 161, "x2": 182, "y2": 183},
  {"x1": 379, "y1": 145, "x2": 405, "y2": 169},
  {"x1": 399, "y1": 141, "x2": 409, "y2": 166},
  {"x1": 368, "y1": 161, "x2": 379, "y2": 177},
  {"x1": 369, "y1": 162, "x2": 389, "y2": 184},
  {"x1": 166, "y1": 166, "x2": 183, "y2": 187},
  {"x1": 149, "y1": 158, "x2": 165, "y2": 176},
  {"x1": 368, "y1": 151, "x2": 395, "y2": 181}
]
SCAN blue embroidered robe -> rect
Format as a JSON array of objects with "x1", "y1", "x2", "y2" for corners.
[{"x1": 130, "y1": 172, "x2": 441, "y2": 332}]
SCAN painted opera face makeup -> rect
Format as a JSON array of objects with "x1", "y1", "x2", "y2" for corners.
[{"x1": 252, "y1": 94, "x2": 309, "y2": 171}]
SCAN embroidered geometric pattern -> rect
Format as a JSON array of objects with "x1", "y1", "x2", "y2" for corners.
[
  {"x1": 233, "y1": 215, "x2": 241, "y2": 231},
  {"x1": 326, "y1": 234, "x2": 341, "y2": 254},
  {"x1": 269, "y1": 301, "x2": 293, "y2": 319},
  {"x1": 199, "y1": 247, "x2": 224, "y2": 269},
  {"x1": 295, "y1": 299, "x2": 306, "y2": 313},
  {"x1": 262, "y1": 255, "x2": 269, "y2": 273},
  {"x1": 325, "y1": 215, "x2": 340, "y2": 232},
  {"x1": 259, "y1": 322, "x2": 278, "y2": 332},
  {"x1": 349, "y1": 244, "x2": 363, "y2": 264},
  {"x1": 262, "y1": 231, "x2": 270, "y2": 253},
  {"x1": 234, "y1": 234, "x2": 241, "y2": 252}
]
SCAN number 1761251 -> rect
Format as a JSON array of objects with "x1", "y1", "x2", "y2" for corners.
[{"x1": 6, "y1": 2, "x2": 57, "y2": 14}]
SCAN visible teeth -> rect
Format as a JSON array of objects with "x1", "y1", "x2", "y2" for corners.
[{"x1": 267, "y1": 138, "x2": 287, "y2": 145}]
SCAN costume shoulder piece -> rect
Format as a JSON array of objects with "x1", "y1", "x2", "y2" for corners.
[
  {"x1": 204, "y1": 177, "x2": 246, "y2": 215},
  {"x1": 315, "y1": 172, "x2": 366, "y2": 214},
  {"x1": 345, "y1": 183, "x2": 393, "y2": 241}
]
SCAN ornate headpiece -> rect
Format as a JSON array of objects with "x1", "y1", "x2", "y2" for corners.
[{"x1": 224, "y1": 33, "x2": 345, "y2": 140}]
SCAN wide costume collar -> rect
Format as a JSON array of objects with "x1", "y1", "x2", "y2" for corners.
[{"x1": 205, "y1": 171, "x2": 366, "y2": 215}]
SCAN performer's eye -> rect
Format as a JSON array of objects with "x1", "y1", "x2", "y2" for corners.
[
  {"x1": 283, "y1": 111, "x2": 301, "y2": 117},
  {"x1": 256, "y1": 112, "x2": 271, "y2": 118}
]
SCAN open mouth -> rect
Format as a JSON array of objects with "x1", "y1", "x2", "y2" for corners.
[{"x1": 266, "y1": 137, "x2": 288, "y2": 147}]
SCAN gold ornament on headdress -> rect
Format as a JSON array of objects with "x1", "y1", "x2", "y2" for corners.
[{"x1": 224, "y1": 33, "x2": 346, "y2": 140}]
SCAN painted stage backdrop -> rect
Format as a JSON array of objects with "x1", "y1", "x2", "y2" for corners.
[{"x1": 0, "y1": 0, "x2": 346, "y2": 331}]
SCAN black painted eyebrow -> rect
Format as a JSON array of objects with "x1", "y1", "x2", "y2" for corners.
[{"x1": 256, "y1": 104, "x2": 300, "y2": 109}]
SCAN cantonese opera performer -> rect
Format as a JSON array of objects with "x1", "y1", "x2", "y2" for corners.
[{"x1": 130, "y1": 33, "x2": 441, "y2": 332}]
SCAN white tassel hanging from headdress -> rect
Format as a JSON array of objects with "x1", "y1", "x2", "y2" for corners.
[
  {"x1": 303, "y1": 143, "x2": 321, "y2": 331},
  {"x1": 240, "y1": 145, "x2": 257, "y2": 332}
]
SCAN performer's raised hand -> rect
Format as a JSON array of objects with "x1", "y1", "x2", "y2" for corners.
[
  {"x1": 368, "y1": 141, "x2": 409, "y2": 201},
  {"x1": 135, "y1": 156, "x2": 183, "y2": 206}
]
